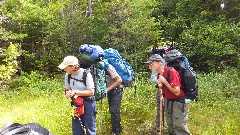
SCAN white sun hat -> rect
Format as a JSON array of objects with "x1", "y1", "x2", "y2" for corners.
[{"x1": 58, "y1": 56, "x2": 79, "y2": 69}]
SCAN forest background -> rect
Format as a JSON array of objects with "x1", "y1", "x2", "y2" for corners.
[{"x1": 0, "y1": 0, "x2": 239, "y2": 134}]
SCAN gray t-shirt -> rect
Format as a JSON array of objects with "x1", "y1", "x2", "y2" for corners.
[
  {"x1": 64, "y1": 68, "x2": 94, "y2": 91},
  {"x1": 106, "y1": 64, "x2": 122, "y2": 87}
]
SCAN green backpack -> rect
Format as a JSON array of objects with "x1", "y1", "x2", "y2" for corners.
[{"x1": 68, "y1": 61, "x2": 107, "y2": 101}]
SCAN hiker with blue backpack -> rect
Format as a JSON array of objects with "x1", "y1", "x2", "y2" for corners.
[
  {"x1": 79, "y1": 45, "x2": 134, "y2": 135},
  {"x1": 58, "y1": 56, "x2": 97, "y2": 135},
  {"x1": 145, "y1": 54, "x2": 191, "y2": 135},
  {"x1": 104, "y1": 48, "x2": 134, "y2": 135},
  {"x1": 104, "y1": 60, "x2": 123, "y2": 135}
]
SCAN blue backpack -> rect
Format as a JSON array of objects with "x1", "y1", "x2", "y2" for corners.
[
  {"x1": 104, "y1": 48, "x2": 134, "y2": 87},
  {"x1": 79, "y1": 44, "x2": 104, "y2": 63}
]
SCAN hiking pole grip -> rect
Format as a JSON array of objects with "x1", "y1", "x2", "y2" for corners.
[{"x1": 159, "y1": 87, "x2": 163, "y2": 135}]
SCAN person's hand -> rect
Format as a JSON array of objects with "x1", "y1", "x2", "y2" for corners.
[
  {"x1": 158, "y1": 75, "x2": 167, "y2": 84},
  {"x1": 65, "y1": 90, "x2": 76, "y2": 98},
  {"x1": 158, "y1": 81, "x2": 163, "y2": 88}
]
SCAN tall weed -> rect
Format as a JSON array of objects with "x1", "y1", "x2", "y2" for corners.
[{"x1": 190, "y1": 68, "x2": 240, "y2": 134}]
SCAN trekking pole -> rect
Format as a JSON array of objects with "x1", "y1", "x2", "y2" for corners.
[
  {"x1": 162, "y1": 97, "x2": 164, "y2": 132},
  {"x1": 159, "y1": 88, "x2": 163, "y2": 135}
]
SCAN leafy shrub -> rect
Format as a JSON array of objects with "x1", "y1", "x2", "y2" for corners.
[
  {"x1": 179, "y1": 18, "x2": 239, "y2": 72},
  {"x1": 8, "y1": 71, "x2": 63, "y2": 96},
  {"x1": 197, "y1": 67, "x2": 239, "y2": 104},
  {"x1": 0, "y1": 43, "x2": 20, "y2": 90}
]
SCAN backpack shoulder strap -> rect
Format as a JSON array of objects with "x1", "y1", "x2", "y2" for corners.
[
  {"x1": 67, "y1": 69, "x2": 90, "y2": 86},
  {"x1": 82, "y1": 69, "x2": 90, "y2": 86},
  {"x1": 166, "y1": 67, "x2": 172, "y2": 83},
  {"x1": 67, "y1": 74, "x2": 71, "y2": 84}
]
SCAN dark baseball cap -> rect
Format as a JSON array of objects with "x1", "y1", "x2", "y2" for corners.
[{"x1": 145, "y1": 54, "x2": 166, "y2": 64}]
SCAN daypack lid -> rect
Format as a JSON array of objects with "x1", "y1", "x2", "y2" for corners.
[
  {"x1": 79, "y1": 44, "x2": 104, "y2": 60},
  {"x1": 164, "y1": 49, "x2": 182, "y2": 62}
]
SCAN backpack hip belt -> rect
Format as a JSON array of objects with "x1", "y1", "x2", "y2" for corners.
[
  {"x1": 167, "y1": 96, "x2": 185, "y2": 103},
  {"x1": 82, "y1": 96, "x2": 95, "y2": 101}
]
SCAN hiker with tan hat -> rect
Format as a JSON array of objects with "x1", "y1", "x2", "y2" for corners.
[{"x1": 58, "y1": 56, "x2": 97, "y2": 135}]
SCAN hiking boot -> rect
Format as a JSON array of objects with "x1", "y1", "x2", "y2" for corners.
[
  {"x1": 111, "y1": 126, "x2": 122, "y2": 135},
  {"x1": 157, "y1": 130, "x2": 164, "y2": 135},
  {"x1": 111, "y1": 129, "x2": 122, "y2": 135},
  {"x1": 156, "y1": 127, "x2": 161, "y2": 134},
  {"x1": 111, "y1": 132, "x2": 119, "y2": 135}
]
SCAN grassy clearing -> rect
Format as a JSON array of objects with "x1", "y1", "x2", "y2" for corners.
[
  {"x1": 0, "y1": 89, "x2": 72, "y2": 134},
  {"x1": 0, "y1": 69, "x2": 239, "y2": 135}
]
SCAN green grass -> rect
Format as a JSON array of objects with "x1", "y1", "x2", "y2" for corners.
[
  {"x1": 0, "y1": 69, "x2": 239, "y2": 135},
  {"x1": 0, "y1": 90, "x2": 72, "y2": 134}
]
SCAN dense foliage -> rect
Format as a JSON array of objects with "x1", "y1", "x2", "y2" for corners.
[
  {"x1": 155, "y1": 0, "x2": 239, "y2": 72},
  {"x1": 0, "y1": 0, "x2": 239, "y2": 78}
]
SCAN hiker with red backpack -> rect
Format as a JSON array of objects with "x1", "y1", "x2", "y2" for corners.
[
  {"x1": 58, "y1": 56, "x2": 97, "y2": 135},
  {"x1": 145, "y1": 54, "x2": 191, "y2": 135}
]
